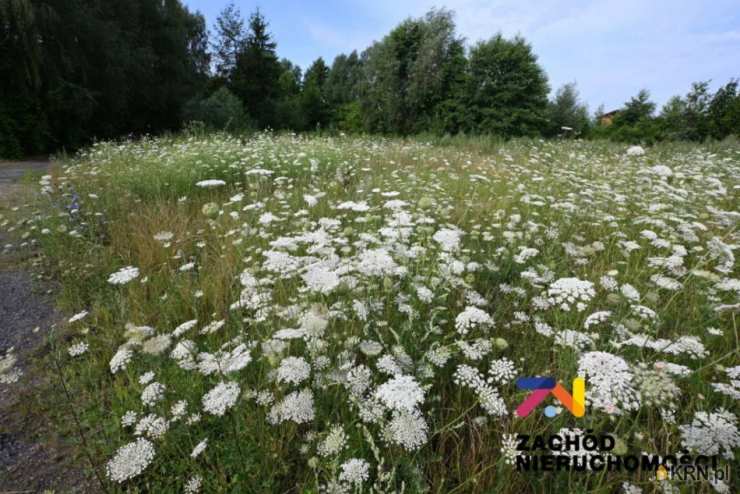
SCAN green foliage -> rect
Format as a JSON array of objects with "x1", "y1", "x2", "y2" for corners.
[
  {"x1": 0, "y1": 110, "x2": 22, "y2": 158},
  {"x1": 301, "y1": 58, "x2": 331, "y2": 130},
  {"x1": 359, "y1": 9, "x2": 467, "y2": 134},
  {"x1": 614, "y1": 90, "x2": 656, "y2": 127},
  {"x1": 597, "y1": 90, "x2": 662, "y2": 144},
  {"x1": 707, "y1": 80, "x2": 740, "y2": 140},
  {"x1": 598, "y1": 82, "x2": 740, "y2": 144},
  {"x1": 7, "y1": 134, "x2": 738, "y2": 493},
  {"x1": 545, "y1": 83, "x2": 591, "y2": 137},
  {"x1": 212, "y1": 2, "x2": 245, "y2": 83},
  {"x1": 464, "y1": 35, "x2": 550, "y2": 137},
  {"x1": 183, "y1": 88, "x2": 251, "y2": 131},
  {"x1": 325, "y1": 51, "x2": 363, "y2": 111},
  {"x1": 335, "y1": 101, "x2": 364, "y2": 133},
  {"x1": 4, "y1": 2, "x2": 736, "y2": 156},
  {"x1": 0, "y1": 0, "x2": 209, "y2": 157},
  {"x1": 274, "y1": 59, "x2": 306, "y2": 130},
  {"x1": 230, "y1": 9, "x2": 282, "y2": 129}
]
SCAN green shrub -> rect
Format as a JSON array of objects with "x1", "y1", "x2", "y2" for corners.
[{"x1": 183, "y1": 87, "x2": 252, "y2": 131}]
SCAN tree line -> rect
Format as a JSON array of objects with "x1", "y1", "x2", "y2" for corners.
[
  {"x1": 1, "y1": 1, "x2": 738, "y2": 158},
  {"x1": 1, "y1": 0, "x2": 209, "y2": 157}
]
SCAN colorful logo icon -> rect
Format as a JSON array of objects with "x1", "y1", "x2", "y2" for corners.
[{"x1": 515, "y1": 377, "x2": 586, "y2": 418}]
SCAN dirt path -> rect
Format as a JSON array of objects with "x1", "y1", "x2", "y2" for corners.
[{"x1": 0, "y1": 161, "x2": 91, "y2": 492}]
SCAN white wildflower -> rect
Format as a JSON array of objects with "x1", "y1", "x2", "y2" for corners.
[
  {"x1": 108, "y1": 266, "x2": 140, "y2": 285},
  {"x1": 68, "y1": 342, "x2": 89, "y2": 357},
  {"x1": 375, "y1": 375, "x2": 425, "y2": 412},
  {"x1": 68, "y1": 310, "x2": 89, "y2": 323},
  {"x1": 455, "y1": 306, "x2": 493, "y2": 336},
  {"x1": 679, "y1": 408, "x2": 739, "y2": 459},
  {"x1": 110, "y1": 347, "x2": 133, "y2": 374},
  {"x1": 578, "y1": 352, "x2": 639, "y2": 414},
  {"x1": 195, "y1": 179, "x2": 226, "y2": 188},
  {"x1": 202, "y1": 381, "x2": 240, "y2": 416},
  {"x1": 276, "y1": 356, "x2": 311, "y2": 385},
  {"x1": 386, "y1": 410, "x2": 428, "y2": 451},
  {"x1": 105, "y1": 438, "x2": 155, "y2": 483},
  {"x1": 339, "y1": 458, "x2": 370, "y2": 486},
  {"x1": 141, "y1": 382, "x2": 165, "y2": 407},
  {"x1": 190, "y1": 439, "x2": 208, "y2": 459},
  {"x1": 268, "y1": 389, "x2": 315, "y2": 425}
]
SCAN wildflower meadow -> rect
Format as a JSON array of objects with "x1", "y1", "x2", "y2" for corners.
[{"x1": 1, "y1": 134, "x2": 738, "y2": 493}]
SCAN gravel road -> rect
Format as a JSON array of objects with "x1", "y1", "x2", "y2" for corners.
[{"x1": 0, "y1": 160, "x2": 93, "y2": 492}]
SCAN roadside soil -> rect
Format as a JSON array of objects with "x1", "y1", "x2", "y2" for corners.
[{"x1": 0, "y1": 160, "x2": 93, "y2": 493}]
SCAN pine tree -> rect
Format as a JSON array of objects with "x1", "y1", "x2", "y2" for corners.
[
  {"x1": 212, "y1": 3, "x2": 245, "y2": 83},
  {"x1": 231, "y1": 9, "x2": 282, "y2": 128},
  {"x1": 546, "y1": 83, "x2": 590, "y2": 137},
  {"x1": 610, "y1": 90, "x2": 661, "y2": 143},
  {"x1": 302, "y1": 58, "x2": 331, "y2": 130}
]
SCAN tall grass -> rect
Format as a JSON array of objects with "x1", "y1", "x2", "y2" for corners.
[{"x1": 2, "y1": 133, "x2": 738, "y2": 493}]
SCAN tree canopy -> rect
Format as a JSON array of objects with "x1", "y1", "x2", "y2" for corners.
[
  {"x1": 1, "y1": 2, "x2": 737, "y2": 157},
  {"x1": 0, "y1": 0, "x2": 209, "y2": 157}
]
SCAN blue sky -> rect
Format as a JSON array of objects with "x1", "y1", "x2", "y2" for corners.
[{"x1": 183, "y1": 0, "x2": 740, "y2": 112}]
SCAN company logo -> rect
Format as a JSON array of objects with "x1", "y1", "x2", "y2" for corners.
[{"x1": 515, "y1": 376, "x2": 585, "y2": 418}]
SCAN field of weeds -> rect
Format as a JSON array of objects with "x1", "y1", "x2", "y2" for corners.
[{"x1": 1, "y1": 134, "x2": 738, "y2": 493}]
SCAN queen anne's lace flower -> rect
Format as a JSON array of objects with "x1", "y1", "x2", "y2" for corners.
[
  {"x1": 339, "y1": 458, "x2": 370, "y2": 485},
  {"x1": 195, "y1": 179, "x2": 226, "y2": 188},
  {"x1": 190, "y1": 439, "x2": 208, "y2": 459},
  {"x1": 153, "y1": 231, "x2": 174, "y2": 242},
  {"x1": 554, "y1": 329, "x2": 595, "y2": 350},
  {"x1": 173, "y1": 319, "x2": 198, "y2": 337},
  {"x1": 679, "y1": 408, "x2": 739, "y2": 459},
  {"x1": 302, "y1": 265, "x2": 340, "y2": 293},
  {"x1": 386, "y1": 410, "x2": 428, "y2": 451},
  {"x1": 106, "y1": 438, "x2": 155, "y2": 483},
  {"x1": 198, "y1": 344, "x2": 253, "y2": 376},
  {"x1": 276, "y1": 356, "x2": 311, "y2": 385},
  {"x1": 547, "y1": 278, "x2": 595, "y2": 311},
  {"x1": 633, "y1": 363, "x2": 680, "y2": 409},
  {"x1": 375, "y1": 375, "x2": 425, "y2": 412},
  {"x1": 142, "y1": 334, "x2": 172, "y2": 355},
  {"x1": 184, "y1": 475, "x2": 203, "y2": 494},
  {"x1": 578, "y1": 352, "x2": 639, "y2": 414},
  {"x1": 357, "y1": 248, "x2": 398, "y2": 277},
  {"x1": 583, "y1": 311, "x2": 611, "y2": 329},
  {"x1": 433, "y1": 228, "x2": 462, "y2": 251},
  {"x1": 202, "y1": 381, "x2": 240, "y2": 416},
  {"x1": 141, "y1": 382, "x2": 165, "y2": 407},
  {"x1": 455, "y1": 306, "x2": 493, "y2": 336},
  {"x1": 500, "y1": 433, "x2": 520, "y2": 464},
  {"x1": 318, "y1": 425, "x2": 347, "y2": 457},
  {"x1": 453, "y1": 364, "x2": 507, "y2": 416},
  {"x1": 108, "y1": 266, "x2": 140, "y2": 285},
  {"x1": 68, "y1": 310, "x2": 89, "y2": 323},
  {"x1": 110, "y1": 347, "x2": 133, "y2": 374},
  {"x1": 134, "y1": 413, "x2": 168, "y2": 439},
  {"x1": 68, "y1": 342, "x2": 89, "y2": 357},
  {"x1": 268, "y1": 389, "x2": 315, "y2": 424},
  {"x1": 488, "y1": 358, "x2": 517, "y2": 383}
]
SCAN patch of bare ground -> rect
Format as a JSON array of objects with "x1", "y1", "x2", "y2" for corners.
[{"x1": 0, "y1": 161, "x2": 96, "y2": 493}]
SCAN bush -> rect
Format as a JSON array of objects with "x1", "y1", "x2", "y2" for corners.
[
  {"x1": 183, "y1": 88, "x2": 251, "y2": 131},
  {"x1": 335, "y1": 102, "x2": 364, "y2": 134},
  {"x1": 0, "y1": 112, "x2": 22, "y2": 158}
]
